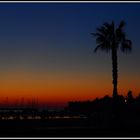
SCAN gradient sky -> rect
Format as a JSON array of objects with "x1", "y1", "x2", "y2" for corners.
[{"x1": 0, "y1": 2, "x2": 140, "y2": 108}]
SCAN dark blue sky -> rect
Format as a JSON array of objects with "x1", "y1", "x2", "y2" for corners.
[{"x1": 0, "y1": 3, "x2": 139, "y2": 70}]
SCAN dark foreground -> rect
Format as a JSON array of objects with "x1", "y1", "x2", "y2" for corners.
[{"x1": 0, "y1": 118, "x2": 140, "y2": 137}]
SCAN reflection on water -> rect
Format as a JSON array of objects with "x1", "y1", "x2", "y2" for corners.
[
  {"x1": 0, "y1": 115, "x2": 87, "y2": 120},
  {"x1": 0, "y1": 108, "x2": 87, "y2": 120}
]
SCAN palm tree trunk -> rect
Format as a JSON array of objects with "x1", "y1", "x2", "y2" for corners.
[
  {"x1": 112, "y1": 47, "x2": 118, "y2": 98},
  {"x1": 112, "y1": 47, "x2": 119, "y2": 124}
]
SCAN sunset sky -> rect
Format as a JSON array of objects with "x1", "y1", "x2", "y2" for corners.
[{"x1": 0, "y1": 2, "x2": 140, "y2": 108}]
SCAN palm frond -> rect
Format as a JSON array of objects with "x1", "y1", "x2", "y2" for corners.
[
  {"x1": 94, "y1": 44, "x2": 102, "y2": 53},
  {"x1": 96, "y1": 26, "x2": 108, "y2": 35},
  {"x1": 100, "y1": 45, "x2": 111, "y2": 52},
  {"x1": 116, "y1": 29, "x2": 126, "y2": 42},
  {"x1": 92, "y1": 20, "x2": 132, "y2": 54},
  {"x1": 111, "y1": 21, "x2": 115, "y2": 30},
  {"x1": 118, "y1": 20, "x2": 125, "y2": 29},
  {"x1": 96, "y1": 36, "x2": 105, "y2": 44},
  {"x1": 103, "y1": 22, "x2": 111, "y2": 30},
  {"x1": 116, "y1": 21, "x2": 126, "y2": 42},
  {"x1": 121, "y1": 39, "x2": 132, "y2": 53},
  {"x1": 94, "y1": 42, "x2": 111, "y2": 53},
  {"x1": 103, "y1": 21, "x2": 114, "y2": 33}
]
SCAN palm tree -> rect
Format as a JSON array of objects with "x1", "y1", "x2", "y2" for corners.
[{"x1": 91, "y1": 21, "x2": 132, "y2": 98}]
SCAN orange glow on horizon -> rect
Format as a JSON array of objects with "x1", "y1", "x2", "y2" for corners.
[{"x1": 0, "y1": 69, "x2": 139, "y2": 107}]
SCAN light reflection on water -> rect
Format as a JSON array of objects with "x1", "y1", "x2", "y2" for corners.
[{"x1": 0, "y1": 115, "x2": 87, "y2": 120}]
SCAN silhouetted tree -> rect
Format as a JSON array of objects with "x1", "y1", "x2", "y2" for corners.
[
  {"x1": 91, "y1": 21, "x2": 132, "y2": 98},
  {"x1": 127, "y1": 90, "x2": 134, "y2": 104}
]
